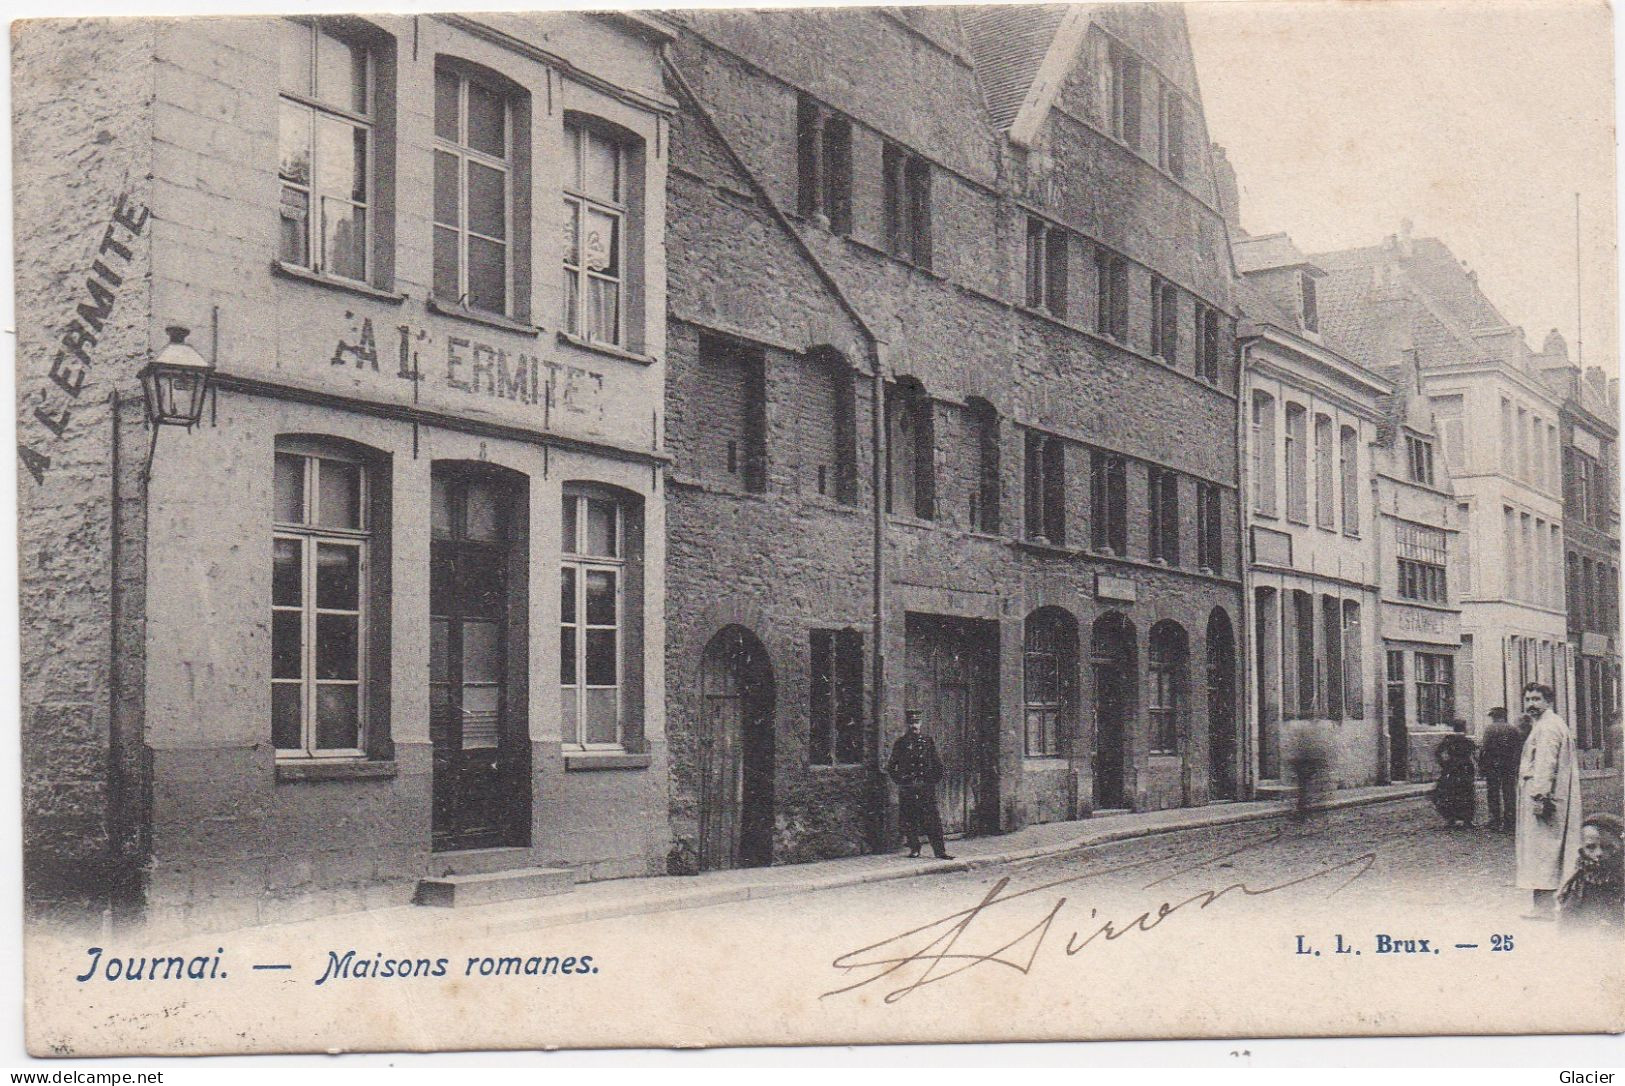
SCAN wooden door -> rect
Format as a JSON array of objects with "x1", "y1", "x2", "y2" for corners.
[
  {"x1": 697, "y1": 627, "x2": 774, "y2": 870},
  {"x1": 905, "y1": 617, "x2": 994, "y2": 837}
]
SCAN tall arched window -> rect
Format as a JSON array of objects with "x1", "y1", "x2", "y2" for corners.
[
  {"x1": 1023, "y1": 608, "x2": 1078, "y2": 757},
  {"x1": 1148, "y1": 621, "x2": 1189, "y2": 756}
]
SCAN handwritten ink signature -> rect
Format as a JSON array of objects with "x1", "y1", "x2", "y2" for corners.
[{"x1": 824, "y1": 832, "x2": 1376, "y2": 1003}]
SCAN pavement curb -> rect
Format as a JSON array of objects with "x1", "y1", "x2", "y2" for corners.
[{"x1": 469, "y1": 782, "x2": 1438, "y2": 935}]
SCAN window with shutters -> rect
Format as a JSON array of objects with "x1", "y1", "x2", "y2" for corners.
[
  {"x1": 882, "y1": 143, "x2": 931, "y2": 269},
  {"x1": 1339, "y1": 425, "x2": 1360, "y2": 535},
  {"x1": 1090, "y1": 449, "x2": 1127, "y2": 555},
  {"x1": 1025, "y1": 217, "x2": 1068, "y2": 317},
  {"x1": 1284, "y1": 403, "x2": 1308, "y2": 522},
  {"x1": 810, "y1": 629, "x2": 864, "y2": 765},
  {"x1": 1320, "y1": 595, "x2": 1343, "y2": 721},
  {"x1": 695, "y1": 334, "x2": 766, "y2": 493},
  {"x1": 1314, "y1": 413, "x2": 1335, "y2": 529},
  {"x1": 796, "y1": 97, "x2": 852, "y2": 235},
  {"x1": 1148, "y1": 466, "x2": 1179, "y2": 565},
  {"x1": 1025, "y1": 431, "x2": 1066, "y2": 545},
  {"x1": 1251, "y1": 391, "x2": 1277, "y2": 515}
]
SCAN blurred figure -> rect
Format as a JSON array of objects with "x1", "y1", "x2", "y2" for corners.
[
  {"x1": 1430, "y1": 720, "x2": 1477, "y2": 827},
  {"x1": 1284, "y1": 718, "x2": 1333, "y2": 819},
  {"x1": 1558, "y1": 814, "x2": 1623, "y2": 930},
  {"x1": 1516, "y1": 683, "x2": 1583, "y2": 920},
  {"x1": 1479, "y1": 706, "x2": 1522, "y2": 833}
]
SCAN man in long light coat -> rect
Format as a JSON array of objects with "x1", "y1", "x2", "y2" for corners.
[{"x1": 1516, "y1": 682, "x2": 1584, "y2": 918}]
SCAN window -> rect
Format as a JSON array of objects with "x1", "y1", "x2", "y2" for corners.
[
  {"x1": 1090, "y1": 450, "x2": 1127, "y2": 555},
  {"x1": 1024, "y1": 431, "x2": 1066, "y2": 544},
  {"x1": 1321, "y1": 595, "x2": 1343, "y2": 721},
  {"x1": 272, "y1": 447, "x2": 374, "y2": 757},
  {"x1": 1397, "y1": 521, "x2": 1448, "y2": 603},
  {"x1": 1414, "y1": 652, "x2": 1454, "y2": 726},
  {"x1": 696, "y1": 334, "x2": 766, "y2": 492},
  {"x1": 1339, "y1": 425, "x2": 1359, "y2": 534},
  {"x1": 1095, "y1": 249, "x2": 1129, "y2": 340},
  {"x1": 1433, "y1": 395, "x2": 1464, "y2": 474},
  {"x1": 1288, "y1": 589, "x2": 1316, "y2": 718},
  {"x1": 1503, "y1": 505, "x2": 1517, "y2": 601},
  {"x1": 1197, "y1": 480, "x2": 1222, "y2": 573},
  {"x1": 810, "y1": 629, "x2": 863, "y2": 765},
  {"x1": 1521, "y1": 512, "x2": 1533, "y2": 603},
  {"x1": 1024, "y1": 610, "x2": 1076, "y2": 757},
  {"x1": 1148, "y1": 623, "x2": 1188, "y2": 754},
  {"x1": 564, "y1": 119, "x2": 635, "y2": 344},
  {"x1": 1148, "y1": 466, "x2": 1179, "y2": 564},
  {"x1": 1582, "y1": 557, "x2": 1596, "y2": 629},
  {"x1": 1150, "y1": 277, "x2": 1178, "y2": 361},
  {"x1": 967, "y1": 399, "x2": 1000, "y2": 533},
  {"x1": 1405, "y1": 434, "x2": 1435, "y2": 486},
  {"x1": 1568, "y1": 550, "x2": 1581, "y2": 622},
  {"x1": 1386, "y1": 650, "x2": 1405, "y2": 731},
  {"x1": 1456, "y1": 501, "x2": 1473, "y2": 596},
  {"x1": 561, "y1": 491, "x2": 637, "y2": 748},
  {"x1": 1025, "y1": 217, "x2": 1068, "y2": 316},
  {"x1": 1251, "y1": 391, "x2": 1277, "y2": 515},
  {"x1": 1299, "y1": 272, "x2": 1318, "y2": 333},
  {"x1": 1516, "y1": 405, "x2": 1529, "y2": 481},
  {"x1": 1158, "y1": 83, "x2": 1184, "y2": 179},
  {"x1": 886, "y1": 379, "x2": 934, "y2": 519},
  {"x1": 1195, "y1": 303, "x2": 1221, "y2": 384},
  {"x1": 1109, "y1": 40, "x2": 1142, "y2": 148},
  {"x1": 1284, "y1": 403, "x2": 1308, "y2": 522},
  {"x1": 797, "y1": 98, "x2": 852, "y2": 234},
  {"x1": 277, "y1": 18, "x2": 378, "y2": 282},
  {"x1": 434, "y1": 65, "x2": 514, "y2": 316},
  {"x1": 797, "y1": 349, "x2": 857, "y2": 504},
  {"x1": 882, "y1": 143, "x2": 931, "y2": 269},
  {"x1": 1315, "y1": 413, "x2": 1335, "y2": 529},
  {"x1": 1342, "y1": 600, "x2": 1364, "y2": 718},
  {"x1": 1500, "y1": 397, "x2": 1514, "y2": 474}
]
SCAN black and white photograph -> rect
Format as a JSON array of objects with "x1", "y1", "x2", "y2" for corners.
[{"x1": 6, "y1": 0, "x2": 1624, "y2": 1060}]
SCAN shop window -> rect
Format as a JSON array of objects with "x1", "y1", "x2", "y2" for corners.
[
  {"x1": 561, "y1": 488, "x2": 644, "y2": 749},
  {"x1": 564, "y1": 116, "x2": 642, "y2": 346},
  {"x1": 1026, "y1": 217, "x2": 1068, "y2": 316},
  {"x1": 1090, "y1": 449, "x2": 1127, "y2": 555},
  {"x1": 1148, "y1": 465, "x2": 1179, "y2": 565},
  {"x1": 1415, "y1": 652, "x2": 1454, "y2": 726},
  {"x1": 434, "y1": 62, "x2": 529, "y2": 318},
  {"x1": 277, "y1": 18, "x2": 395, "y2": 286},
  {"x1": 1024, "y1": 431, "x2": 1065, "y2": 545},
  {"x1": 882, "y1": 143, "x2": 931, "y2": 269},
  {"x1": 810, "y1": 629, "x2": 863, "y2": 765},
  {"x1": 1024, "y1": 608, "x2": 1078, "y2": 758},
  {"x1": 272, "y1": 439, "x2": 389, "y2": 759},
  {"x1": 797, "y1": 97, "x2": 852, "y2": 234}
]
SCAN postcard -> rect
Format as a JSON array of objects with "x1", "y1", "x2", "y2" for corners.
[{"x1": 11, "y1": 0, "x2": 1623, "y2": 1056}]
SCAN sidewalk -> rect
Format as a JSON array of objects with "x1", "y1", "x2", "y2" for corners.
[{"x1": 340, "y1": 779, "x2": 1441, "y2": 942}]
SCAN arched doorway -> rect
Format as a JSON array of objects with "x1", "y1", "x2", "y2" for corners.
[
  {"x1": 698, "y1": 627, "x2": 775, "y2": 870},
  {"x1": 1090, "y1": 612, "x2": 1137, "y2": 810},
  {"x1": 1206, "y1": 609, "x2": 1238, "y2": 801}
]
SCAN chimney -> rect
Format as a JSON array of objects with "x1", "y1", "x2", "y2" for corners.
[
  {"x1": 1210, "y1": 143, "x2": 1243, "y2": 238},
  {"x1": 1543, "y1": 328, "x2": 1570, "y2": 361}
]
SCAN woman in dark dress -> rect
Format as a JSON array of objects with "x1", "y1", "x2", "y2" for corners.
[
  {"x1": 1559, "y1": 813, "x2": 1624, "y2": 930},
  {"x1": 1430, "y1": 720, "x2": 1477, "y2": 827}
]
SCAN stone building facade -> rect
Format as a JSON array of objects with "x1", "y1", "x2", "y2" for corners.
[
  {"x1": 1233, "y1": 233, "x2": 1389, "y2": 791},
  {"x1": 15, "y1": 12, "x2": 673, "y2": 926},
  {"x1": 1315, "y1": 229, "x2": 1571, "y2": 738},
  {"x1": 1540, "y1": 342, "x2": 1621, "y2": 768},
  {"x1": 660, "y1": 3, "x2": 1245, "y2": 871}
]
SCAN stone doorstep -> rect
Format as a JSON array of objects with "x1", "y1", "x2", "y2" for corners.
[{"x1": 414, "y1": 866, "x2": 576, "y2": 908}]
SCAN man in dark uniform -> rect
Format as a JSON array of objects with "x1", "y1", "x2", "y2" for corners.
[
  {"x1": 887, "y1": 711, "x2": 953, "y2": 860},
  {"x1": 1480, "y1": 706, "x2": 1523, "y2": 833}
]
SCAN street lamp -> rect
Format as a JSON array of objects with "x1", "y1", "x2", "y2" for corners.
[{"x1": 138, "y1": 324, "x2": 213, "y2": 475}]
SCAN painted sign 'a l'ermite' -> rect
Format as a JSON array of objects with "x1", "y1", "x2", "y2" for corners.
[{"x1": 19, "y1": 193, "x2": 148, "y2": 486}]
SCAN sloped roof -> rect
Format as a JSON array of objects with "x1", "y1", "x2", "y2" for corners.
[
  {"x1": 1233, "y1": 275, "x2": 1296, "y2": 329},
  {"x1": 1311, "y1": 242, "x2": 1490, "y2": 372},
  {"x1": 959, "y1": 5, "x2": 1070, "y2": 131}
]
